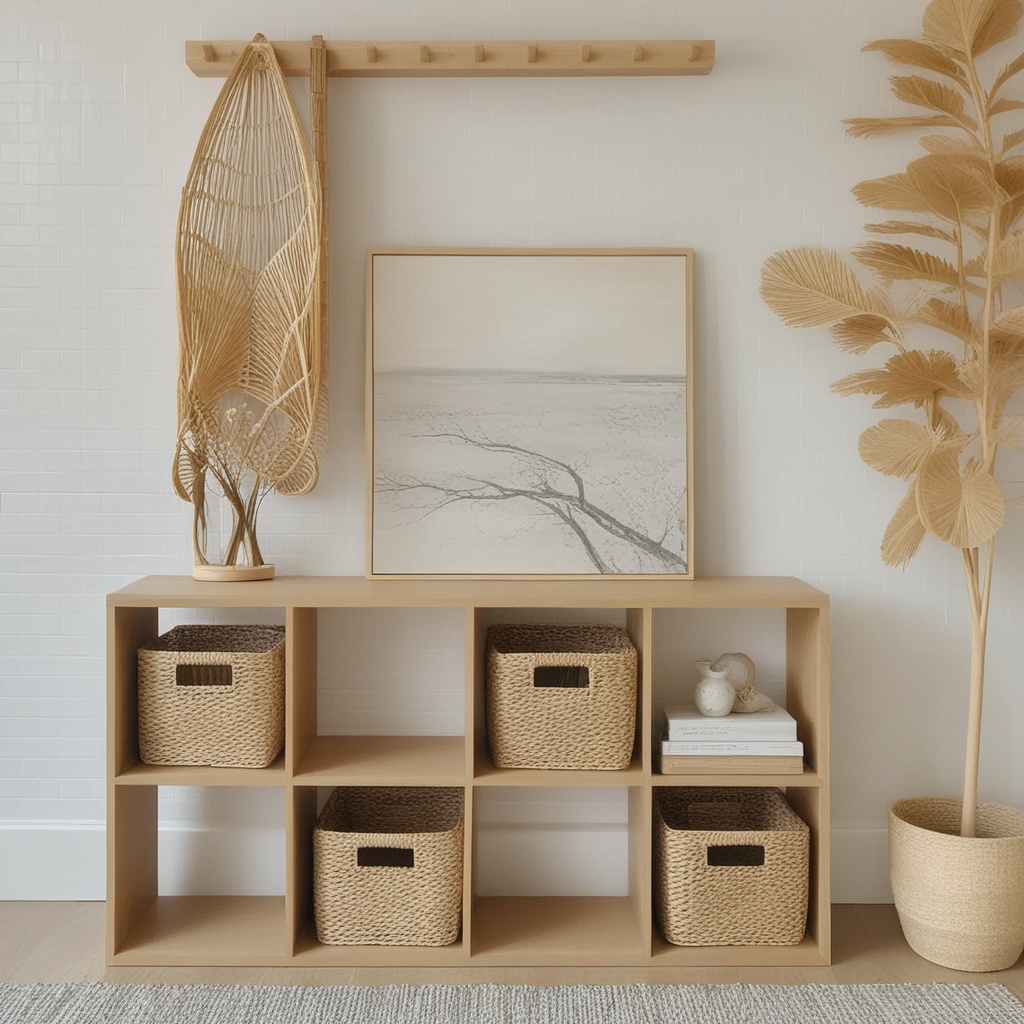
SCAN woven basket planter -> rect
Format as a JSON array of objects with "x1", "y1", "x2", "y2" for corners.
[
  {"x1": 314, "y1": 786, "x2": 464, "y2": 946},
  {"x1": 138, "y1": 624, "x2": 285, "y2": 768},
  {"x1": 486, "y1": 623, "x2": 637, "y2": 770},
  {"x1": 889, "y1": 797, "x2": 1024, "y2": 972},
  {"x1": 654, "y1": 787, "x2": 809, "y2": 946}
]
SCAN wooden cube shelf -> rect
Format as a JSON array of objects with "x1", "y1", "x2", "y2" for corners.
[{"x1": 106, "y1": 575, "x2": 829, "y2": 967}]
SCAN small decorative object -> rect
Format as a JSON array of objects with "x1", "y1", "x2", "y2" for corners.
[
  {"x1": 654, "y1": 787, "x2": 809, "y2": 946},
  {"x1": 486, "y1": 623, "x2": 637, "y2": 769},
  {"x1": 174, "y1": 35, "x2": 329, "y2": 581},
  {"x1": 138, "y1": 624, "x2": 285, "y2": 768},
  {"x1": 693, "y1": 659, "x2": 735, "y2": 717},
  {"x1": 314, "y1": 786, "x2": 464, "y2": 946},
  {"x1": 368, "y1": 249, "x2": 692, "y2": 578},
  {"x1": 760, "y1": 0, "x2": 1024, "y2": 970},
  {"x1": 712, "y1": 652, "x2": 776, "y2": 713}
]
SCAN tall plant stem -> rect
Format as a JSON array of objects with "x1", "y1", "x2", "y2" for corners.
[{"x1": 961, "y1": 539, "x2": 994, "y2": 837}]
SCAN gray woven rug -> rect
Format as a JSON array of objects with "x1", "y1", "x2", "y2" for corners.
[{"x1": 1, "y1": 983, "x2": 1022, "y2": 1023}]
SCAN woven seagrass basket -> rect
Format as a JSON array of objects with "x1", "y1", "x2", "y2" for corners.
[
  {"x1": 654, "y1": 787, "x2": 809, "y2": 946},
  {"x1": 138, "y1": 624, "x2": 285, "y2": 768},
  {"x1": 314, "y1": 786, "x2": 464, "y2": 946},
  {"x1": 889, "y1": 797, "x2": 1024, "y2": 972},
  {"x1": 486, "y1": 623, "x2": 637, "y2": 770}
]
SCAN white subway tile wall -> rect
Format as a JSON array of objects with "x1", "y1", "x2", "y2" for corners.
[{"x1": 3, "y1": 0, "x2": 1024, "y2": 901}]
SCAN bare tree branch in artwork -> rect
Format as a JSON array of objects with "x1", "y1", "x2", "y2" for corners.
[{"x1": 376, "y1": 429, "x2": 687, "y2": 573}]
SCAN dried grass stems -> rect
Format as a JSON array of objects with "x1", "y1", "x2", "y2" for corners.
[
  {"x1": 174, "y1": 34, "x2": 327, "y2": 569},
  {"x1": 761, "y1": 0, "x2": 1024, "y2": 838}
]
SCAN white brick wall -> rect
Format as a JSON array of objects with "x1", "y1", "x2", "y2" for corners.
[{"x1": 3, "y1": 0, "x2": 1023, "y2": 902}]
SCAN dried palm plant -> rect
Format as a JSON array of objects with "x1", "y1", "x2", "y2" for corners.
[
  {"x1": 761, "y1": 0, "x2": 1024, "y2": 838},
  {"x1": 174, "y1": 34, "x2": 328, "y2": 579}
]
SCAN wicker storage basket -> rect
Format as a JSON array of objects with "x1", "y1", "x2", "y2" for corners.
[
  {"x1": 486, "y1": 623, "x2": 637, "y2": 770},
  {"x1": 138, "y1": 624, "x2": 285, "y2": 768},
  {"x1": 314, "y1": 786, "x2": 464, "y2": 946},
  {"x1": 654, "y1": 787, "x2": 809, "y2": 946}
]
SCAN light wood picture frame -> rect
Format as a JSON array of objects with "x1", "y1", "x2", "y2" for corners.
[{"x1": 366, "y1": 248, "x2": 693, "y2": 579}]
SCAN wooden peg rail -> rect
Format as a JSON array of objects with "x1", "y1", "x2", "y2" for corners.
[{"x1": 185, "y1": 39, "x2": 715, "y2": 78}]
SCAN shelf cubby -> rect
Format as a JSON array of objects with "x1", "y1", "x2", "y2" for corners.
[{"x1": 107, "y1": 575, "x2": 829, "y2": 968}]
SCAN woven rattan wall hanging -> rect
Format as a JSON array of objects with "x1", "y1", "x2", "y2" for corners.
[
  {"x1": 176, "y1": 35, "x2": 712, "y2": 580},
  {"x1": 174, "y1": 34, "x2": 328, "y2": 582}
]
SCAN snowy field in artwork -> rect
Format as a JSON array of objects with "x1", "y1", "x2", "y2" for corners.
[{"x1": 372, "y1": 370, "x2": 687, "y2": 575}]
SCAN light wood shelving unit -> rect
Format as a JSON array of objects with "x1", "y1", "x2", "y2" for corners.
[{"x1": 106, "y1": 575, "x2": 829, "y2": 967}]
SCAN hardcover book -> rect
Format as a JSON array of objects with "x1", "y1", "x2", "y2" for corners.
[{"x1": 663, "y1": 703, "x2": 797, "y2": 741}]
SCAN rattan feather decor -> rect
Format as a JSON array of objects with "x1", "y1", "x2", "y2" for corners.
[
  {"x1": 761, "y1": 0, "x2": 1024, "y2": 838},
  {"x1": 174, "y1": 34, "x2": 328, "y2": 582}
]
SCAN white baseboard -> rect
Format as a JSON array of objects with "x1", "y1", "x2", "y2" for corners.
[
  {"x1": 0, "y1": 820, "x2": 106, "y2": 900},
  {"x1": 0, "y1": 820, "x2": 284, "y2": 900},
  {"x1": 0, "y1": 820, "x2": 895, "y2": 903}
]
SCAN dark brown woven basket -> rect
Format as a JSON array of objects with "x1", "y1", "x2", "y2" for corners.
[
  {"x1": 313, "y1": 786, "x2": 464, "y2": 946},
  {"x1": 138, "y1": 624, "x2": 285, "y2": 768},
  {"x1": 654, "y1": 787, "x2": 809, "y2": 946},
  {"x1": 486, "y1": 623, "x2": 637, "y2": 770}
]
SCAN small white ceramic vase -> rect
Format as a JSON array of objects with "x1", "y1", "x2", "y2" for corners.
[{"x1": 694, "y1": 659, "x2": 735, "y2": 717}]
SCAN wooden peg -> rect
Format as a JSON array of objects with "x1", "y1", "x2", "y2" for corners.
[
  {"x1": 527, "y1": 44, "x2": 537, "y2": 63},
  {"x1": 420, "y1": 45, "x2": 430, "y2": 63},
  {"x1": 366, "y1": 45, "x2": 377, "y2": 63},
  {"x1": 201, "y1": 44, "x2": 215, "y2": 62},
  {"x1": 689, "y1": 43, "x2": 701, "y2": 61},
  {"x1": 633, "y1": 44, "x2": 644, "y2": 62},
  {"x1": 581, "y1": 44, "x2": 591, "y2": 62},
  {"x1": 474, "y1": 44, "x2": 484, "y2": 62}
]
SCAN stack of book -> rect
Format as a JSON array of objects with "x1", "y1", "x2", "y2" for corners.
[{"x1": 659, "y1": 704, "x2": 804, "y2": 775}]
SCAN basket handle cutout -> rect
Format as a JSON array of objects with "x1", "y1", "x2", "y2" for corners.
[
  {"x1": 357, "y1": 846, "x2": 415, "y2": 868},
  {"x1": 176, "y1": 664, "x2": 232, "y2": 687},
  {"x1": 533, "y1": 665, "x2": 590, "y2": 688},
  {"x1": 707, "y1": 844, "x2": 765, "y2": 867}
]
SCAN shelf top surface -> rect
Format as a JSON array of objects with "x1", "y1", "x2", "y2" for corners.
[{"x1": 108, "y1": 575, "x2": 828, "y2": 609}]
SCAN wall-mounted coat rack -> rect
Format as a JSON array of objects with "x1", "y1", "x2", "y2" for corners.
[{"x1": 185, "y1": 39, "x2": 715, "y2": 78}]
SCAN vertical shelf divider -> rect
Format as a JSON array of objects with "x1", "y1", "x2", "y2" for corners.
[
  {"x1": 468, "y1": 606, "x2": 488, "y2": 778},
  {"x1": 627, "y1": 606, "x2": 654, "y2": 955},
  {"x1": 462, "y1": 784, "x2": 475, "y2": 959},
  {"x1": 106, "y1": 604, "x2": 159, "y2": 959},
  {"x1": 287, "y1": 785, "x2": 318, "y2": 956},
  {"x1": 287, "y1": 606, "x2": 318, "y2": 776},
  {"x1": 107, "y1": 784, "x2": 158, "y2": 958}
]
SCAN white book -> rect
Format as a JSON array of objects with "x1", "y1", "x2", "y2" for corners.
[
  {"x1": 660, "y1": 738, "x2": 804, "y2": 757},
  {"x1": 664, "y1": 703, "x2": 797, "y2": 741}
]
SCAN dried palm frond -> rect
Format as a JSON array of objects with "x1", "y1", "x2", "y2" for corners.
[
  {"x1": 864, "y1": 37, "x2": 967, "y2": 81},
  {"x1": 760, "y1": 0, "x2": 1024, "y2": 838},
  {"x1": 881, "y1": 485, "x2": 929, "y2": 567},
  {"x1": 858, "y1": 418, "x2": 944, "y2": 478},
  {"x1": 833, "y1": 349, "x2": 969, "y2": 407},
  {"x1": 919, "y1": 133, "x2": 984, "y2": 154},
  {"x1": 922, "y1": 0, "x2": 1022, "y2": 57},
  {"x1": 844, "y1": 114, "x2": 963, "y2": 139},
  {"x1": 999, "y1": 125, "x2": 1024, "y2": 153},
  {"x1": 758, "y1": 248, "x2": 896, "y2": 329},
  {"x1": 916, "y1": 452, "x2": 1005, "y2": 546},
  {"x1": 891, "y1": 74, "x2": 974, "y2": 124},
  {"x1": 174, "y1": 34, "x2": 327, "y2": 572},
  {"x1": 829, "y1": 314, "x2": 901, "y2": 353},
  {"x1": 912, "y1": 296, "x2": 981, "y2": 345},
  {"x1": 853, "y1": 241, "x2": 965, "y2": 289},
  {"x1": 866, "y1": 219, "x2": 959, "y2": 243}
]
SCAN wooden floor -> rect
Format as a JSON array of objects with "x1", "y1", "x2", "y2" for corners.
[{"x1": 1, "y1": 903, "x2": 1021, "y2": 1000}]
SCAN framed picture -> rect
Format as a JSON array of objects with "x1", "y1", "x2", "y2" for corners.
[{"x1": 366, "y1": 248, "x2": 693, "y2": 579}]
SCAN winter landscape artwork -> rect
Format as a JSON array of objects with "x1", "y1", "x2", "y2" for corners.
[{"x1": 368, "y1": 250, "x2": 692, "y2": 578}]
